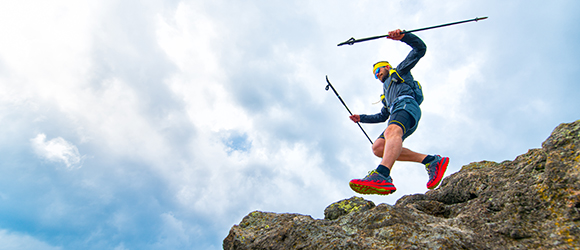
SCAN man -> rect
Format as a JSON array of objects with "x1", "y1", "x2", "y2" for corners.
[{"x1": 348, "y1": 29, "x2": 449, "y2": 195}]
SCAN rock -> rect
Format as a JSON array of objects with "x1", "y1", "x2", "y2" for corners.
[
  {"x1": 324, "y1": 196, "x2": 375, "y2": 221},
  {"x1": 224, "y1": 120, "x2": 580, "y2": 250}
]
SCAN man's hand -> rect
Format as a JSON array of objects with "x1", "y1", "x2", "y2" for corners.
[
  {"x1": 349, "y1": 114, "x2": 361, "y2": 123},
  {"x1": 387, "y1": 29, "x2": 405, "y2": 40}
]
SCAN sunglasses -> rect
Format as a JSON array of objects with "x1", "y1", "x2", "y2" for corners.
[{"x1": 374, "y1": 67, "x2": 385, "y2": 79}]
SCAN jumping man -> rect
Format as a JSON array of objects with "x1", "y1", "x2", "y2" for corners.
[{"x1": 348, "y1": 29, "x2": 449, "y2": 195}]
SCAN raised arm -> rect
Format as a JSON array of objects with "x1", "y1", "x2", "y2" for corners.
[{"x1": 392, "y1": 31, "x2": 427, "y2": 75}]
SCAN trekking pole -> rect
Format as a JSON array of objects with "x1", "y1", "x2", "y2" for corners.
[
  {"x1": 337, "y1": 16, "x2": 488, "y2": 46},
  {"x1": 325, "y1": 75, "x2": 374, "y2": 145}
]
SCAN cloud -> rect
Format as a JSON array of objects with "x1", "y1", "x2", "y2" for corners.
[
  {"x1": 0, "y1": 229, "x2": 61, "y2": 250},
  {"x1": 30, "y1": 134, "x2": 84, "y2": 169},
  {"x1": 0, "y1": 0, "x2": 578, "y2": 249}
]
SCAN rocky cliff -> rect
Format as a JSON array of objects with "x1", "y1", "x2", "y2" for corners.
[{"x1": 224, "y1": 120, "x2": 580, "y2": 249}]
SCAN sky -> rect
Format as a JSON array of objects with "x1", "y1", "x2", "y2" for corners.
[{"x1": 0, "y1": 0, "x2": 578, "y2": 249}]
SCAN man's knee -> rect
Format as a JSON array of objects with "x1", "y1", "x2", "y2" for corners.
[
  {"x1": 385, "y1": 123, "x2": 404, "y2": 139},
  {"x1": 372, "y1": 139, "x2": 384, "y2": 157}
]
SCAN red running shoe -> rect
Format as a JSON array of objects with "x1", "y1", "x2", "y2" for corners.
[
  {"x1": 349, "y1": 170, "x2": 396, "y2": 195},
  {"x1": 426, "y1": 155, "x2": 449, "y2": 189}
]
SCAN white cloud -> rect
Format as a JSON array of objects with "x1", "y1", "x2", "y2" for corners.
[
  {"x1": 0, "y1": 230, "x2": 61, "y2": 250},
  {"x1": 31, "y1": 133, "x2": 84, "y2": 169}
]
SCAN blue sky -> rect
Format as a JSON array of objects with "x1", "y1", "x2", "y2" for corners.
[{"x1": 0, "y1": 0, "x2": 579, "y2": 249}]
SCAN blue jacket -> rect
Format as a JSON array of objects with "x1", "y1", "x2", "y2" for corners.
[{"x1": 360, "y1": 33, "x2": 426, "y2": 123}]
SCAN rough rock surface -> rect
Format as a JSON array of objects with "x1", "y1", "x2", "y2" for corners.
[{"x1": 224, "y1": 120, "x2": 580, "y2": 249}]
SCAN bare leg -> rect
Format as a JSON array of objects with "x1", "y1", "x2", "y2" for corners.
[
  {"x1": 373, "y1": 139, "x2": 426, "y2": 162},
  {"x1": 372, "y1": 126, "x2": 427, "y2": 166},
  {"x1": 379, "y1": 124, "x2": 403, "y2": 169}
]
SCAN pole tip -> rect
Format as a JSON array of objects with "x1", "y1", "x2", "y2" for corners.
[
  {"x1": 337, "y1": 37, "x2": 356, "y2": 46},
  {"x1": 476, "y1": 16, "x2": 488, "y2": 21}
]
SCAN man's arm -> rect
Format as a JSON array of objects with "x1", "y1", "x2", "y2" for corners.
[
  {"x1": 351, "y1": 106, "x2": 390, "y2": 124},
  {"x1": 394, "y1": 32, "x2": 427, "y2": 75}
]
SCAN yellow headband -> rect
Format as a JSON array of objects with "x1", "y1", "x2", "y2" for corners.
[{"x1": 372, "y1": 61, "x2": 391, "y2": 76}]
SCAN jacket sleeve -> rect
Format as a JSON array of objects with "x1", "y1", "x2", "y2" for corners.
[
  {"x1": 359, "y1": 106, "x2": 390, "y2": 123},
  {"x1": 395, "y1": 32, "x2": 426, "y2": 75}
]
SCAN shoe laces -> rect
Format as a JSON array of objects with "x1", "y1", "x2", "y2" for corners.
[
  {"x1": 365, "y1": 170, "x2": 379, "y2": 178},
  {"x1": 425, "y1": 163, "x2": 435, "y2": 177}
]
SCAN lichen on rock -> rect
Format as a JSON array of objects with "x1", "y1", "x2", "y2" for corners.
[{"x1": 324, "y1": 196, "x2": 375, "y2": 220}]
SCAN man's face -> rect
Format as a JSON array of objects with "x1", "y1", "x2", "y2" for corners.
[{"x1": 375, "y1": 65, "x2": 390, "y2": 82}]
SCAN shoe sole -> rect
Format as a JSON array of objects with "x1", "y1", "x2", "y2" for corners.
[
  {"x1": 349, "y1": 180, "x2": 396, "y2": 195},
  {"x1": 427, "y1": 156, "x2": 449, "y2": 189}
]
